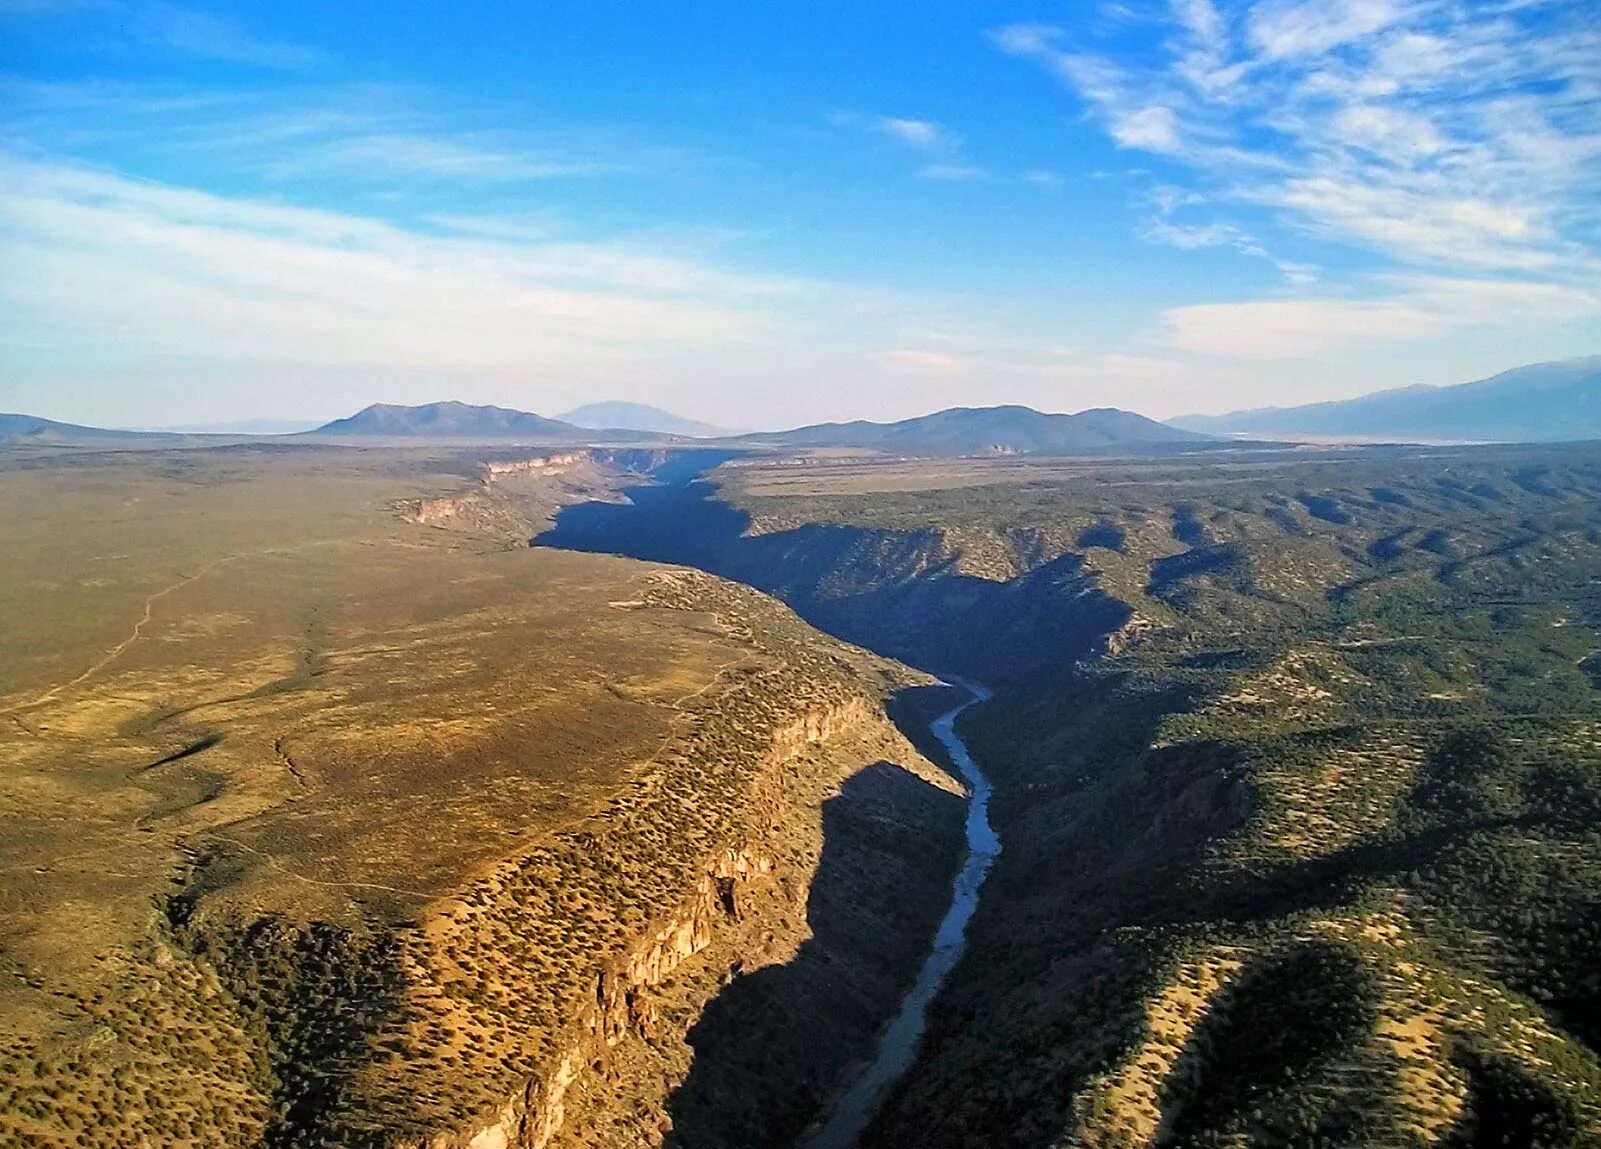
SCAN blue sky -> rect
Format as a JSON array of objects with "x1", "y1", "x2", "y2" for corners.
[{"x1": 1, "y1": 0, "x2": 1597, "y2": 428}]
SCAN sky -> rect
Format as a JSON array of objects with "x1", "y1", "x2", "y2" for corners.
[{"x1": 1, "y1": 0, "x2": 1598, "y2": 429}]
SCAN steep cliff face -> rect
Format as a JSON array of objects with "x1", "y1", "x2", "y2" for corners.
[
  {"x1": 398, "y1": 685, "x2": 962, "y2": 1149},
  {"x1": 400, "y1": 449, "x2": 740, "y2": 540},
  {"x1": 399, "y1": 451, "x2": 629, "y2": 538}
]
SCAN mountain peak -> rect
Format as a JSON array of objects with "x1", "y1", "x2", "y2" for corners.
[
  {"x1": 1170, "y1": 354, "x2": 1601, "y2": 442},
  {"x1": 315, "y1": 401, "x2": 588, "y2": 439},
  {"x1": 754, "y1": 404, "x2": 1214, "y2": 457},
  {"x1": 557, "y1": 401, "x2": 727, "y2": 438}
]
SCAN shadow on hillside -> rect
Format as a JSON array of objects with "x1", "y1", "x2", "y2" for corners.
[
  {"x1": 661, "y1": 759, "x2": 965, "y2": 1149},
  {"x1": 535, "y1": 472, "x2": 1127, "y2": 681}
]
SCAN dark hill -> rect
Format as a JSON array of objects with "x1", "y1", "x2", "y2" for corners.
[
  {"x1": 0, "y1": 414, "x2": 173, "y2": 443},
  {"x1": 313, "y1": 401, "x2": 636, "y2": 440},
  {"x1": 752, "y1": 405, "x2": 1214, "y2": 457}
]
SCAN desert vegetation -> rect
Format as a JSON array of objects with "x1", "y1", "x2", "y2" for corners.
[
  {"x1": 0, "y1": 442, "x2": 963, "y2": 1147},
  {"x1": 539, "y1": 441, "x2": 1601, "y2": 1146}
]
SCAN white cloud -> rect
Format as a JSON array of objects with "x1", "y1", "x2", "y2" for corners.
[
  {"x1": 265, "y1": 132, "x2": 623, "y2": 182},
  {"x1": 833, "y1": 112, "x2": 961, "y2": 155},
  {"x1": 1163, "y1": 277, "x2": 1600, "y2": 358},
  {"x1": 917, "y1": 163, "x2": 987, "y2": 182},
  {"x1": 6, "y1": 152, "x2": 1158, "y2": 427},
  {"x1": 1164, "y1": 298, "x2": 1436, "y2": 357},
  {"x1": 0, "y1": 80, "x2": 658, "y2": 192},
  {"x1": 133, "y1": 2, "x2": 324, "y2": 69},
  {"x1": 986, "y1": 0, "x2": 1601, "y2": 299},
  {"x1": 990, "y1": 27, "x2": 1188, "y2": 156},
  {"x1": 884, "y1": 349, "x2": 966, "y2": 373},
  {"x1": 872, "y1": 116, "x2": 957, "y2": 152},
  {"x1": 1331, "y1": 103, "x2": 1444, "y2": 162},
  {"x1": 1264, "y1": 176, "x2": 1552, "y2": 269},
  {"x1": 0, "y1": 154, "x2": 794, "y2": 378},
  {"x1": 1247, "y1": 0, "x2": 1403, "y2": 60},
  {"x1": 1110, "y1": 105, "x2": 1182, "y2": 152},
  {"x1": 1144, "y1": 219, "x2": 1257, "y2": 252}
]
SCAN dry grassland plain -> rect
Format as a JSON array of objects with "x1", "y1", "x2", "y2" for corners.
[{"x1": 0, "y1": 442, "x2": 961, "y2": 1147}]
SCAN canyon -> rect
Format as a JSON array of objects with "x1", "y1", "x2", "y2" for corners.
[
  {"x1": 5, "y1": 436, "x2": 1601, "y2": 1147},
  {"x1": 530, "y1": 442, "x2": 1601, "y2": 1146}
]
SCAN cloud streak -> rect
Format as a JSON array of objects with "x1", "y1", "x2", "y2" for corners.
[
  {"x1": 1, "y1": 1, "x2": 324, "y2": 68},
  {"x1": 1163, "y1": 276, "x2": 1598, "y2": 358},
  {"x1": 0, "y1": 153, "x2": 795, "y2": 379},
  {"x1": 0, "y1": 79, "x2": 655, "y2": 191},
  {"x1": 994, "y1": 0, "x2": 1601, "y2": 275},
  {"x1": 870, "y1": 116, "x2": 959, "y2": 152},
  {"x1": 132, "y1": 1, "x2": 324, "y2": 69},
  {"x1": 992, "y1": 0, "x2": 1601, "y2": 358}
]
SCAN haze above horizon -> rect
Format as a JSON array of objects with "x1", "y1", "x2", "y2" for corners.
[{"x1": 3, "y1": 0, "x2": 1598, "y2": 429}]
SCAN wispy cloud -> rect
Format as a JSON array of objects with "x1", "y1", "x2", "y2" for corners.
[
  {"x1": 0, "y1": 153, "x2": 796, "y2": 378},
  {"x1": 1247, "y1": 0, "x2": 1404, "y2": 61},
  {"x1": 870, "y1": 116, "x2": 959, "y2": 152},
  {"x1": 835, "y1": 110, "x2": 990, "y2": 182},
  {"x1": 1, "y1": 150, "x2": 1210, "y2": 425},
  {"x1": 0, "y1": 1, "x2": 324, "y2": 68},
  {"x1": 993, "y1": 0, "x2": 1601, "y2": 357},
  {"x1": 916, "y1": 163, "x2": 987, "y2": 182},
  {"x1": 0, "y1": 80, "x2": 652, "y2": 189},
  {"x1": 993, "y1": 1, "x2": 1601, "y2": 276},
  {"x1": 1140, "y1": 182, "x2": 1316, "y2": 281},
  {"x1": 883, "y1": 348, "x2": 967, "y2": 373},
  {"x1": 265, "y1": 132, "x2": 625, "y2": 183},
  {"x1": 1163, "y1": 276, "x2": 1599, "y2": 358},
  {"x1": 990, "y1": 25, "x2": 1189, "y2": 155},
  {"x1": 131, "y1": 1, "x2": 324, "y2": 68}
]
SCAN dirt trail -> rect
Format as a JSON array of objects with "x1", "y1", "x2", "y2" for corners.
[{"x1": 0, "y1": 539, "x2": 352, "y2": 718}]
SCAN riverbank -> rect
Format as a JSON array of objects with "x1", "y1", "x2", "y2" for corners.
[{"x1": 803, "y1": 681, "x2": 999, "y2": 1149}]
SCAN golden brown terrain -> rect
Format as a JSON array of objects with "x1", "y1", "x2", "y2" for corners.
[{"x1": 0, "y1": 442, "x2": 964, "y2": 1147}]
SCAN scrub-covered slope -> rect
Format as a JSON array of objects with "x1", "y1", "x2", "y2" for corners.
[{"x1": 543, "y1": 442, "x2": 1601, "y2": 1146}]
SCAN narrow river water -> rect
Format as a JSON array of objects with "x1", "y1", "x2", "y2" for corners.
[{"x1": 802, "y1": 682, "x2": 1000, "y2": 1149}]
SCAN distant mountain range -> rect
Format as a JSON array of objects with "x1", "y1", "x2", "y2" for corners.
[
  {"x1": 1171, "y1": 355, "x2": 1601, "y2": 443},
  {"x1": 3, "y1": 401, "x2": 1215, "y2": 457},
  {"x1": 752, "y1": 405, "x2": 1213, "y2": 456},
  {"x1": 10, "y1": 355, "x2": 1598, "y2": 453},
  {"x1": 557, "y1": 401, "x2": 726, "y2": 438},
  {"x1": 311, "y1": 401, "x2": 1214, "y2": 456}
]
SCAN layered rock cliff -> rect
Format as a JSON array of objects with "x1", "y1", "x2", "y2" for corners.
[{"x1": 359, "y1": 570, "x2": 966, "y2": 1149}]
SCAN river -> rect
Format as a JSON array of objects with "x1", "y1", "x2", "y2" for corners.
[{"x1": 802, "y1": 681, "x2": 1000, "y2": 1149}]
